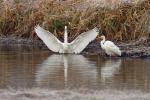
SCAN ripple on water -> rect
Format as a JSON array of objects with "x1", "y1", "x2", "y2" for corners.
[{"x1": 0, "y1": 88, "x2": 150, "y2": 100}]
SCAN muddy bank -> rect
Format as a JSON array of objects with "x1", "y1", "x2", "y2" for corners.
[
  {"x1": 84, "y1": 40, "x2": 150, "y2": 58},
  {"x1": 0, "y1": 36, "x2": 150, "y2": 58},
  {"x1": 0, "y1": 88, "x2": 150, "y2": 100}
]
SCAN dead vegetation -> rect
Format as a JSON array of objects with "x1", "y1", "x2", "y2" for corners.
[{"x1": 0, "y1": 0, "x2": 149, "y2": 41}]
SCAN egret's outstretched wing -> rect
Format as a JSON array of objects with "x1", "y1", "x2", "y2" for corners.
[
  {"x1": 69, "y1": 28, "x2": 99, "y2": 53},
  {"x1": 35, "y1": 25, "x2": 63, "y2": 53}
]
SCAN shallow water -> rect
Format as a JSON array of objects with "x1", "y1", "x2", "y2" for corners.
[{"x1": 0, "y1": 46, "x2": 150, "y2": 99}]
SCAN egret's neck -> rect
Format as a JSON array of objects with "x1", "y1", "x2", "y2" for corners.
[
  {"x1": 101, "y1": 37, "x2": 105, "y2": 47},
  {"x1": 64, "y1": 26, "x2": 68, "y2": 43}
]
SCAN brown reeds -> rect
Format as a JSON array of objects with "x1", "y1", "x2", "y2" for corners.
[{"x1": 0, "y1": 0, "x2": 149, "y2": 41}]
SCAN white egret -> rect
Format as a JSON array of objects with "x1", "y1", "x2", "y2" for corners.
[
  {"x1": 100, "y1": 35, "x2": 121, "y2": 56},
  {"x1": 35, "y1": 25, "x2": 99, "y2": 54}
]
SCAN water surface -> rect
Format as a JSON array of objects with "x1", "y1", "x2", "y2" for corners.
[{"x1": 0, "y1": 46, "x2": 150, "y2": 92}]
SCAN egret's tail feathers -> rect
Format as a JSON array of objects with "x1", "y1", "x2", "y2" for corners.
[
  {"x1": 118, "y1": 50, "x2": 121, "y2": 56},
  {"x1": 116, "y1": 48, "x2": 121, "y2": 56}
]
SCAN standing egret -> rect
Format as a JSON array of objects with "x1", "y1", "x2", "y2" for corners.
[
  {"x1": 35, "y1": 25, "x2": 99, "y2": 54},
  {"x1": 99, "y1": 35, "x2": 121, "y2": 56}
]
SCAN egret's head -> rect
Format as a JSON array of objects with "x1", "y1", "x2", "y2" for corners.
[
  {"x1": 100, "y1": 35, "x2": 105, "y2": 39},
  {"x1": 65, "y1": 26, "x2": 67, "y2": 30},
  {"x1": 96, "y1": 35, "x2": 105, "y2": 41}
]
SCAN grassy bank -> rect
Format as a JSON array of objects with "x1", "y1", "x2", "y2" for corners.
[{"x1": 0, "y1": 0, "x2": 150, "y2": 41}]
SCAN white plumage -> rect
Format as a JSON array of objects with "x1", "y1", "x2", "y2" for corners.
[
  {"x1": 35, "y1": 25, "x2": 99, "y2": 54},
  {"x1": 100, "y1": 35, "x2": 121, "y2": 56}
]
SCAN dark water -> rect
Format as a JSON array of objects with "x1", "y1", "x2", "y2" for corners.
[{"x1": 0, "y1": 46, "x2": 150, "y2": 93}]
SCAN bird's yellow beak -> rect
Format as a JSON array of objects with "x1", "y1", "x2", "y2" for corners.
[{"x1": 96, "y1": 36, "x2": 102, "y2": 41}]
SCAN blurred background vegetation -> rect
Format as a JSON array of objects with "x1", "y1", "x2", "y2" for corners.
[{"x1": 0, "y1": 0, "x2": 149, "y2": 41}]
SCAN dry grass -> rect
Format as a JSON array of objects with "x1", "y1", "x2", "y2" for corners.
[{"x1": 0, "y1": 0, "x2": 149, "y2": 41}]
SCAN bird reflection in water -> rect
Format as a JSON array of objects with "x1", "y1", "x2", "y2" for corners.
[
  {"x1": 100, "y1": 59, "x2": 122, "y2": 82},
  {"x1": 35, "y1": 54, "x2": 97, "y2": 89}
]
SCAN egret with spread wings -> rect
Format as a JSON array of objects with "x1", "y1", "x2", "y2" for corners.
[{"x1": 35, "y1": 25, "x2": 99, "y2": 54}]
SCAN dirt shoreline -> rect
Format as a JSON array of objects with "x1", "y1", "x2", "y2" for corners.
[
  {"x1": 0, "y1": 88, "x2": 150, "y2": 100},
  {"x1": 0, "y1": 36, "x2": 150, "y2": 58}
]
